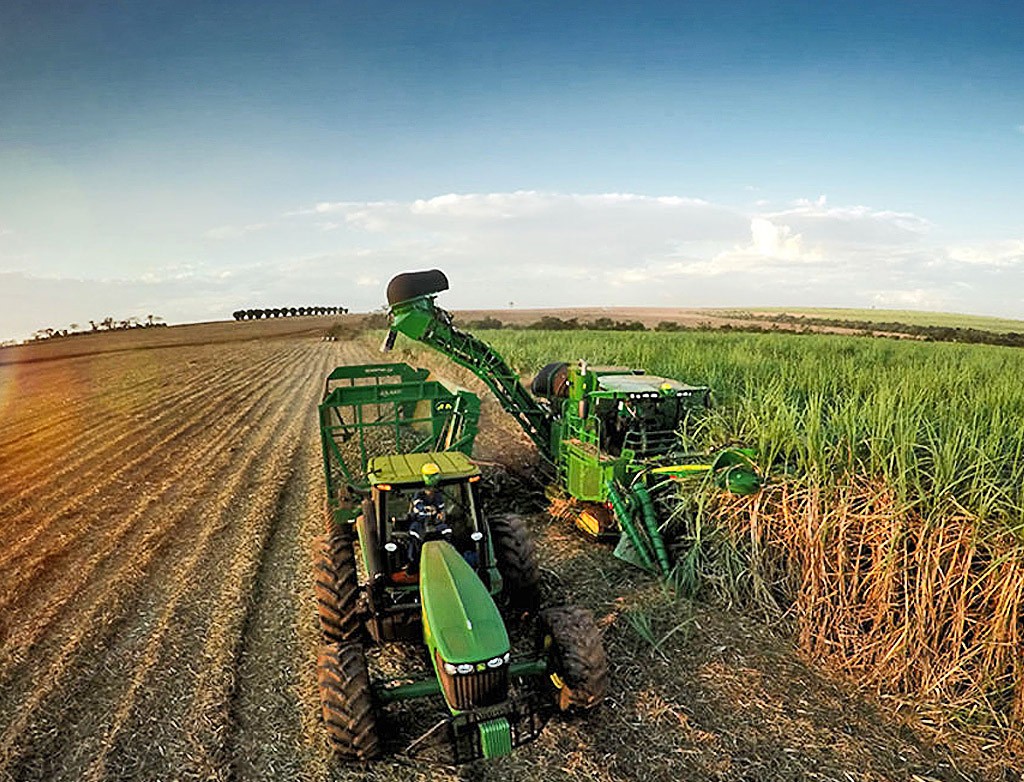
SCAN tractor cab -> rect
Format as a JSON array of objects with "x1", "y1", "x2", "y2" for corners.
[
  {"x1": 356, "y1": 451, "x2": 504, "y2": 641},
  {"x1": 368, "y1": 451, "x2": 489, "y2": 579}
]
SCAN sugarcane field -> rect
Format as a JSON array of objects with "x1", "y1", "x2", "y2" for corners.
[
  {"x1": 2, "y1": 292, "x2": 1022, "y2": 781},
  {"x1": 5, "y1": 5, "x2": 1024, "y2": 780}
]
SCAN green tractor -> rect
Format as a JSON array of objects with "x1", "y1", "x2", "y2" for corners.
[
  {"x1": 381, "y1": 269, "x2": 761, "y2": 576},
  {"x1": 316, "y1": 363, "x2": 608, "y2": 762}
]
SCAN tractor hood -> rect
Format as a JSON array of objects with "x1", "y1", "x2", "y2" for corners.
[{"x1": 419, "y1": 541, "x2": 509, "y2": 664}]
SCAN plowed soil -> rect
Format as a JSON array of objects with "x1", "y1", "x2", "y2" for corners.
[{"x1": 0, "y1": 321, "x2": 992, "y2": 781}]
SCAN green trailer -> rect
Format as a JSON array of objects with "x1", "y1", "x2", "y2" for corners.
[{"x1": 313, "y1": 361, "x2": 608, "y2": 763}]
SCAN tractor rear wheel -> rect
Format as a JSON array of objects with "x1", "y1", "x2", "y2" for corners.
[
  {"x1": 314, "y1": 533, "x2": 361, "y2": 644},
  {"x1": 317, "y1": 642, "x2": 380, "y2": 760},
  {"x1": 489, "y1": 514, "x2": 540, "y2": 612},
  {"x1": 540, "y1": 606, "x2": 609, "y2": 710}
]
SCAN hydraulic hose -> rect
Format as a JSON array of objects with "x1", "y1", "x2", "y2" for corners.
[
  {"x1": 632, "y1": 482, "x2": 671, "y2": 576},
  {"x1": 605, "y1": 480, "x2": 655, "y2": 573}
]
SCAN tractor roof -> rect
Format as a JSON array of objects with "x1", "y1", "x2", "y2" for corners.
[{"x1": 367, "y1": 450, "x2": 479, "y2": 487}]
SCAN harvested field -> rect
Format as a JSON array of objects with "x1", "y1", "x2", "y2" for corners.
[{"x1": 0, "y1": 321, "x2": 997, "y2": 781}]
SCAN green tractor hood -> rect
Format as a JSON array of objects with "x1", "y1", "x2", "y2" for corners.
[{"x1": 420, "y1": 541, "x2": 509, "y2": 664}]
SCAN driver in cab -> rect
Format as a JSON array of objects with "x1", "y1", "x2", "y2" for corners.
[{"x1": 406, "y1": 462, "x2": 451, "y2": 572}]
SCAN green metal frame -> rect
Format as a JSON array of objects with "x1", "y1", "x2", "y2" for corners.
[
  {"x1": 319, "y1": 362, "x2": 481, "y2": 517},
  {"x1": 389, "y1": 297, "x2": 553, "y2": 454}
]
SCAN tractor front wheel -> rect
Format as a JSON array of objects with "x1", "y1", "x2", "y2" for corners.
[
  {"x1": 317, "y1": 642, "x2": 380, "y2": 760},
  {"x1": 540, "y1": 606, "x2": 609, "y2": 710},
  {"x1": 489, "y1": 514, "x2": 541, "y2": 612},
  {"x1": 314, "y1": 533, "x2": 361, "y2": 643}
]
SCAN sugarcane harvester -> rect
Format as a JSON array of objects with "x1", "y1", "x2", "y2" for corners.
[
  {"x1": 316, "y1": 362, "x2": 608, "y2": 763},
  {"x1": 382, "y1": 269, "x2": 760, "y2": 577}
]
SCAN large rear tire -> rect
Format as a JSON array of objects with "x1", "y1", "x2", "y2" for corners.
[
  {"x1": 489, "y1": 514, "x2": 541, "y2": 612},
  {"x1": 540, "y1": 606, "x2": 609, "y2": 710},
  {"x1": 317, "y1": 642, "x2": 380, "y2": 760},
  {"x1": 314, "y1": 533, "x2": 361, "y2": 644}
]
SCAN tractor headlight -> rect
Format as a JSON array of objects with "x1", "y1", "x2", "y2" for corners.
[
  {"x1": 486, "y1": 656, "x2": 504, "y2": 668},
  {"x1": 443, "y1": 662, "x2": 458, "y2": 675},
  {"x1": 456, "y1": 663, "x2": 474, "y2": 675}
]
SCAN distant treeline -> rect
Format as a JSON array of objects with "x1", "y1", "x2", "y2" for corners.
[
  {"x1": 465, "y1": 315, "x2": 651, "y2": 332},
  {"x1": 232, "y1": 306, "x2": 348, "y2": 320},
  {"x1": 458, "y1": 314, "x2": 1024, "y2": 348},
  {"x1": 739, "y1": 313, "x2": 1024, "y2": 348},
  {"x1": 25, "y1": 315, "x2": 166, "y2": 343}
]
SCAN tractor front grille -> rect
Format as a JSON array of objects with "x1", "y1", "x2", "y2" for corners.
[{"x1": 437, "y1": 654, "x2": 509, "y2": 710}]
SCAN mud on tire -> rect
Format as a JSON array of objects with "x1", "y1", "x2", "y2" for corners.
[
  {"x1": 489, "y1": 514, "x2": 541, "y2": 612},
  {"x1": 540, "y1": 606, "x2": 609, "y2": 710},
  {"x1": 314, "y1": 533, "x2": 362, "y2": 643},
  {"x1": 317, "y1": 642, "x2": 380, "y2": 760}
]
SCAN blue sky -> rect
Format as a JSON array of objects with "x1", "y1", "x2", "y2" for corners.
[{"x1": 1, "y1": 1, "x2": 1023, "y2": 339}]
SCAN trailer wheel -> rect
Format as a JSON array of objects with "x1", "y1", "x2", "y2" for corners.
[
  {"x1": 314, "y1": 533, "x2": 361, "y2": 643},
  {"x1": 489, "y1": 514, "x2": 540, "y2": 612},
  {"x1": 317, "y1": 642, "x2": 380, "y2": 760},
  {"x1": 540, "y1": 606, "x2": 609, "y2": 710}
]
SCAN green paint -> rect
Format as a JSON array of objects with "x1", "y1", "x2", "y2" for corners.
[
  {"x1": 633, "y1": 482, "x2": 671, "y2": 575},
  {"x1": 605, "y1": 480, "x2": 656, "y2": 573},
  {"x1": 375, "y1": 676, "x2": 442, "y2": 704},
  {"x1": 478, "y1": 718, "x2": 513, "y2": 759},
  {"x1": 420, "y1": 541, "x2": 509, "y2": 665},
  {"x1": 367, "y1": 450, "x2": 478, "y2": 486}
]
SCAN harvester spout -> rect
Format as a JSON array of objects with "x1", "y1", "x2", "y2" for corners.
[
  {"x1": 383, "y1": 270, "x2": 554, "y2": 458},
  {"x1": 387, "y1": 269, "x2": 450, "y2": 306}
]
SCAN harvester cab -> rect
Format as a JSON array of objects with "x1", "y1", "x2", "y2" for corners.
[
  {"x1": 531, "y1": 360, "x2": 711, "y2": 459},
  {"x1": 314, "y1": 360, "x2": 609, "y2": 763}
]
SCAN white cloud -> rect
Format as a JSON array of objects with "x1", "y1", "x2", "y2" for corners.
[
  {"x1": 627, "y1": 218, "x2": 821, "y2": 281},
  {"x1": 946, "y1": 240, "x2": 1024, "y2": 268},
  {"x1": 870, "y1": 287, "x2": 949, "y2": 309},
  {"x1": 203, "y1": 222, "x2": 271, "y2": 240},
  {"x1": 765, "y1": 196, "x2": 930, "y2": 246},
  {"x1": 4, "y1": 190, "x2": 1022, "y2": 340},
  {"x1": 269, "y1": 192, "x2": 1017, "y2": 315},
  {"x1": 312, "y1": 190, "x2": 734, "y2": 234},
  {"x1": 748, "y1": 217, "x2": 814, "y2": 260}
]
